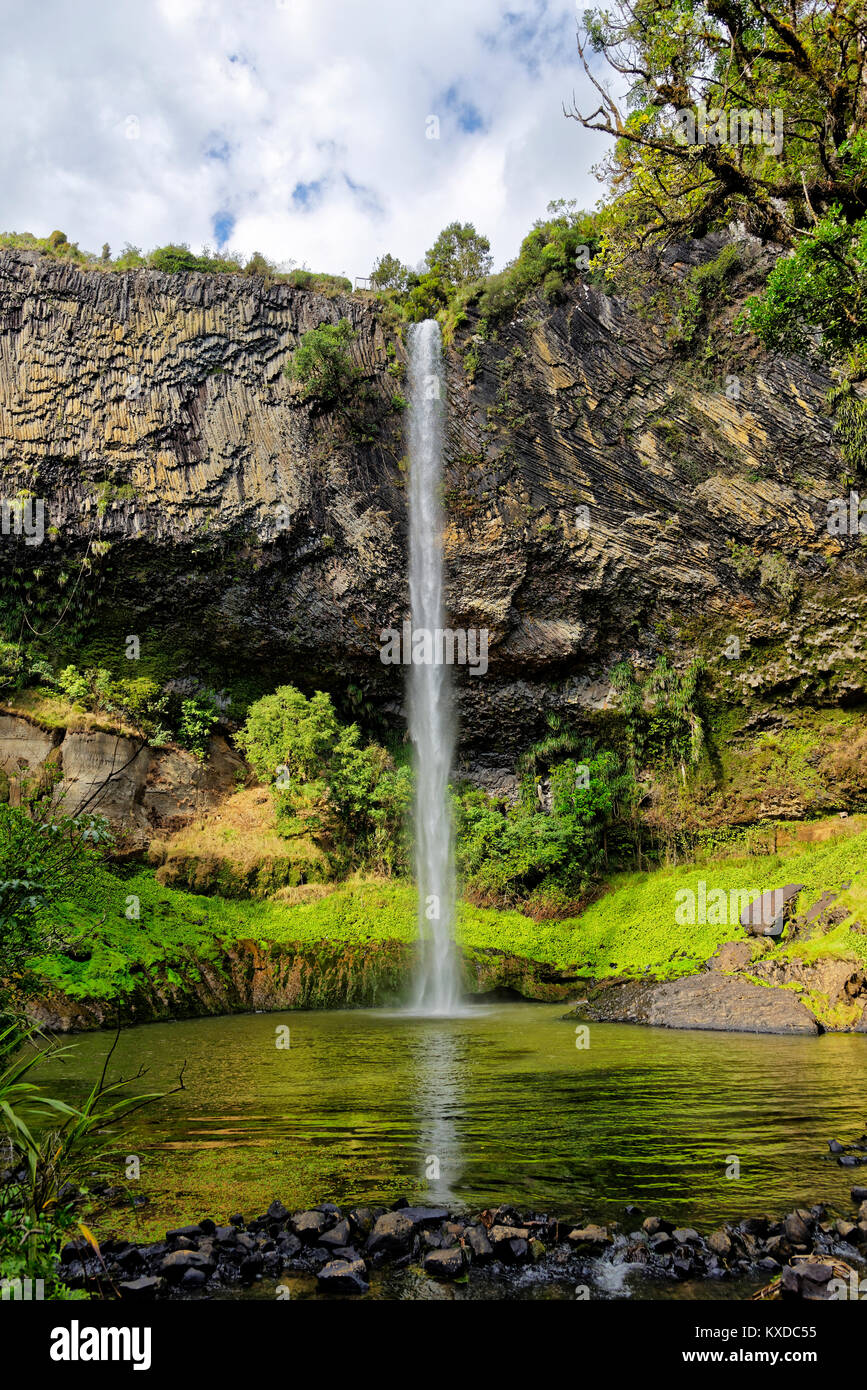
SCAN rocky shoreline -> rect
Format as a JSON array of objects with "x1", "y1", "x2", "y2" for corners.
[{"x1": 58, "y1": 1189, "x2": 867, "y2": 1302}]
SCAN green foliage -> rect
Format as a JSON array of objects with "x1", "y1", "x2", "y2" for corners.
[
  {"x1": 739, "y1": 209, "x2": 867, "y2": 373},
  {"x1": 284, "y1": 318, "x2": 359, "y2": 403},
  {"x1": 55, "y1": 664, "x2": 173, "y2": 743},
  {"x1": 0, "y1": 1021, "x2": 173, "y2": 1297},
  {"x1": 612, "y1": 655, "x2": 708, "y2": 778},
  {"x1": 370, "y1": 252, "x2": 411, "y2": 292},
  {"x1": 0, "y1": 802, "x2": 114, "y2": 1002},
  {"x1": 178, "y1": 689, "x2": 221, "y2": 758},
  {"x1": 573, "y1": 2, "x2": 867, "y2": 270},
  {"x1": 236, "y1": 686, "x2": 411, "y2": 873},
  {"x1": 669, "y1": 243, "x2": 741, "y2": 348},
  {"x1": 284, "y1": 269, "x2": 353, "y2": 295},
  {"x1": 0, "y1": 229, "x2": 90, "y2": 265},
  {"x1": 456, "y1": 745, "x2": 629, "y2": 910},
  {"x1": 400, "y1": 271, "x2": 451, "y2": 324},
  {"x1": 148, "y1": 243, "x2": 243, "y2": 275},
  {"x1": 425, "y1": 221, "x2": 492, "y2": 287},
  {"x1": 478, "y1": 201, "x2": 601, "y2": 325}
]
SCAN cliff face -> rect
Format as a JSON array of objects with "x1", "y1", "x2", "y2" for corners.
[{"x1": 0, "y1": 242, "x2": 864, "y2": 787}]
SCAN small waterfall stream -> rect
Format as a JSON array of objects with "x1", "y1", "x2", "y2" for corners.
[{"x1": 406, "y1": 319, "x2": 462, "y2": 1016}]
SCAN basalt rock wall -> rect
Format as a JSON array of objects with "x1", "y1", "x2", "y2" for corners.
[{"x1": 1, "y1": 240, "x2": 864, "y2": 779}]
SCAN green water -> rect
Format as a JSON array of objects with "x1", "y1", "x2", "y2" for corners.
[{"x1": 40, "y1": 1003, "x2": 867, "y2": 1236}]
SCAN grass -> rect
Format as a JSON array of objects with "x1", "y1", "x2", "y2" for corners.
[
  {"x1": 33, "y1": 823, "x2": 867, "y2": 1004},
  {"x1": 149, "y1": 786, "x2": 329, "y2": 897}
]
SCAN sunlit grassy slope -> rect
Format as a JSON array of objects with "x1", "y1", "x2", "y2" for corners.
[{"x1": 35, "y1": 825, "x2": 867, "y2": 1002}]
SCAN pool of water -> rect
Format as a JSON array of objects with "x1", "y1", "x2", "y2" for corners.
[{"x1": 39, "y1": 1002, "x2": 867, "y2": 1235}]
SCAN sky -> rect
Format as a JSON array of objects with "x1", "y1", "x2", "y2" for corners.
[{"x1": 0, "y1": 0, "x2": 611, "y2": 279}]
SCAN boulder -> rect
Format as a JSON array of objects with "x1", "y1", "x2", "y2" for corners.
[
  {"x1": 465, "y1": 1226, "x2": 494, "y2": 1262},
  {"x1": 366, "y1": 1210, "x2": 415, "y2": 1254},
  {"x1": 317, "y1": 1258, "x2": 369, "y2": 1294},
  {"x1": 423, "y1": 1247, "x2": 465, "y2": 1279},
  {"x1": 567, "y1": 1224, "x2": 612, "y2": 1249},
  {"x1": 707, "y1": 1229, "x2": 731, "y2": 1257},
  {"x1": 319, "y1": 1220, "x2": 352, "y2": 1249},
  {"x1": 291, "y1": 1210, "x2": 331, "y2": 1243},
  {"x1": 579, "y1": 972, "x2": 819, "y2": 1034},
  {"x1": 159, "y1": 1250, "x2": 214, "y2": 1282},
  {"x1": 118, "y1": 1276, "x2": 163, "y2": 1299},
  {"x1": 740, "y1": 884, "x2": 804, "y2": 938}
]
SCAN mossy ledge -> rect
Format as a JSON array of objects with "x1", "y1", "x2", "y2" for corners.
[{"x1": 27, "y1": 939, "x2": 579, "y2": 1032}]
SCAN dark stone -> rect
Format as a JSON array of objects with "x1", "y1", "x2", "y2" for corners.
[
  {"x1": 649, "y1": 1231, "x2": 675, "y2": 1253},
  {"x1": 348, "y1": 1207, "x2": 374, "y2": 1239},
  {"x1": 115, "y1": 1247, "x2": 143, "y2": 1272},
  {"x1": 215, "y1": 1226, "x2": 237, "y2": 1245},
  {"x1": 489, "y1": 1224, "x2": 529, "y2": 1258},
  {"x1": 239, "y1": 1253, "x2": 263, "y2": 1282},
  {"x1": 780, "y1": 1265, "x2": 801, "y2": 1297},
  {"x1": 319, "y1": 1219, "x2": 352, "y2": 1249},
  {"x1": 118, "y1": 1276, "x2": 163, "y2": 1299},
  {"x1": 829, "y1": 1140, "x2": 845, "y2": 1154},
  {"x1": 317, "y1": 1258, "x2": 369, "y2": 1294},
  {"x1": 159, "y1": 1250, "x2": 214, "y2": 1283},
  {"x1": 740, "y1": 884, "x2": 804, "y2": 938},
  {"x1": 60, "y1": 1239, "x2": 89, "y2": 1264},
  {"x1": 181, "y1": 1268, "x2": 207, "y2": 1288},
  {"x1": 465, "y1": 1225, "x2": 494, "y2": 1262},
  {"x1": 784, "y1": 1212, "x2": 810, "y2": 1245},
  {"x1": 707, "y1": 1230, "x2": 731, "y2": 1257},
  {"x1": 291, "y1": 1210, "x2": 331, "y2": 1242},
  {"x1": 229, "y1": 1214, "x2": 245, "y2": 1226},
  {"x1": 366, "y1": 1210, "x2": 415, "y2": 1254},
  {"x1": 166, "y1": 1224, "x2": 202, "y2": 1241},
  {"x1": 566, "y1": 1224, "x2": 612, "y2": 1249},
  {"x1": 423, "y1": 1246, "x2": 465, "y2": 1279},
  {"x1": 267, "y1": 1201, "x2": 289, "y2": 1223}
]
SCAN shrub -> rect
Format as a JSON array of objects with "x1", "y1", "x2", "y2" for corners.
[
  {"x1": 178, "y1": 689, "x2": 221, "y2": 758},
  {"x1": 236, "y1": 685, "x2": 410, "y2": 873},
  {"x1": 284, "y1": 319, "x2": 359, "y2": 403}
]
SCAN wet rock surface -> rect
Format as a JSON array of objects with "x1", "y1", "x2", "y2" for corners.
[
  {"x1": 570, "y1": 971, "x2": 819, "y2": 1034},
  {"x1": 64, "y1": 1192, "x2": 867, "y2": 1301}
]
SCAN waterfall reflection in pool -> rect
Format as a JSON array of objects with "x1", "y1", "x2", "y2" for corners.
[{"x1": 38, "y1": 1002, "x2": 867, "y2": 1235}]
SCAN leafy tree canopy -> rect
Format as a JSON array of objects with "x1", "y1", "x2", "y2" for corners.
[
  {"x1": 568, "y1": 1, "x2": 867, "y2": 269},
  {"x1": 425, "y1": 221, "x2": 493, "y2": 287}
]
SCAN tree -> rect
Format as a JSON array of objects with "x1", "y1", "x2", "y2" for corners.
[
  {"x1": 740, "y1": 204, "x2": 867, "y2": 372},
  {"x1": 567, "y1": 1, "x2": 867, "y2": 268},
  {"x1": 425, "y1": 221, "x2": 493, "y2": 286},
  {"x1": 284, "y1": 318, "x2": 359, "y2": 403},
  {"x1": 370, "y1": 252, "x2": 410, "y2": 292}
]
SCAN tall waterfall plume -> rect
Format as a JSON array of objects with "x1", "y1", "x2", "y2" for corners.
[{"x1": 407, "y1": 319, "x2": 461, "y2": 1016}]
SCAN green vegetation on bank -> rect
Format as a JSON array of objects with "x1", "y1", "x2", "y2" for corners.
[{"x1": 20, "y1": 819, "x2": 867, "y2": 1006}]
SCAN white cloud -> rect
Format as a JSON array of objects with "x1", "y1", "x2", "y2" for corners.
[{"x1": 0, "y1": 0, "x2": 611, "y2": 276}]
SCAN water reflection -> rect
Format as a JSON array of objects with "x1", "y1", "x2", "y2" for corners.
[{"x1": 412, "y1": 1025, "x2": 463, "y2": 1207}]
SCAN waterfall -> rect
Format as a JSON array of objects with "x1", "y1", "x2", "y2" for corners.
[{"x1": 407, "y1": 319, "x2": 462, "y2": 1016}]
